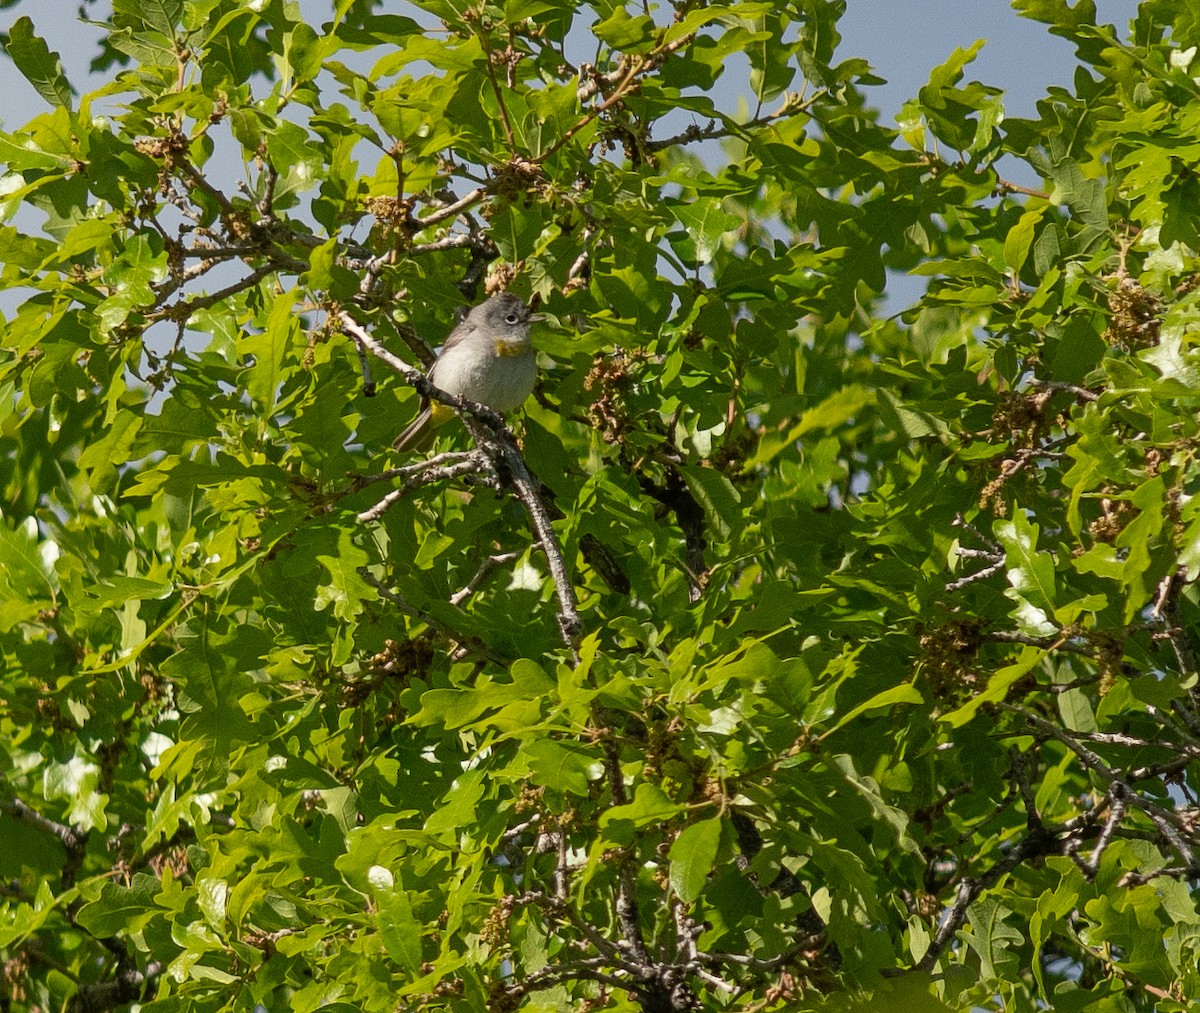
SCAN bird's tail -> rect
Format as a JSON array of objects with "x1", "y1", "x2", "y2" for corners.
[{"x1": 393, "y1": 406, "x2": 434, "y2": 452}]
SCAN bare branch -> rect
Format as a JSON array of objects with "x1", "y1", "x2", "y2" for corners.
[
  {"x1": 347, "y1": 452, "x2": 479, "y2": 491},
  {"x1": 0, "y1": 796, "x2": 86, "y2": 854},
  {"x1": 356, "y1": 455, "x2": 493, "y2": 524},
  {"x1": 946, "y1": 514, "x2": 1005, "y2": 591},
  {"x1": 146, "y1": 263, "x2": 278, "y2": 325},
  {"x1": 952, "y1": 513, "x2": 1003, "y2": 553},
  {"x1": 1118, "y1": 864, "x2": 1199, "y2": 887},
  {"x1": 1002, "y1": 703, "x2": 1117, "y2": 778},
  {"x1": 516, "y1": 890, "x2": 624, "y2": 961},
  {"x1": 1069, "y1": 788, "x2": 1126, "y2": 878},
  {"x1": 917, "y1": 877, "x2": 976, "y2": 973},
  {"x1": 343, "y1": 312, "x2": 582, "y2": 648},
  {"x1": 418, "y1": 187, "x2": 487, "y2": 228},
  {"x1": 357, "y1": 568, "x2": 507, "y2": 666},
  {"x1": 0, "y1": 795, "x2": 89, "y2": 890},
  {"x1": 1025, "y1": 377, "x2": 1100, "y2": 402},
  {"x1": 538, "y1": 36, "x2": 697, "y2": 166},
  {"x1": 1150, "y1": 568, "x2": 1200, "y2": 719},
  {"x1": 554, "y1": 822, "x2": 570, "y2": 901},
  {"x1": 699, "y1": 944, "x2": 814, "y2": 972},
  {"x1": 1008, "y1": 746, "x2": 1040, "y2": 823},
  {"x1": 408, "y1": 232, "x2": 498, "y2": 256},
  {"x1": 0, "y1": 878, "x2": 34, "y2": 903},
  {"x1": 450, "y1": 552, "x2": 519, "y2": 606},
  {"x1": 574, "y1": 33, "x2": 694, "y2": 104},
  {"x1": 982, "y1": 629, "x2": 1097, "y2": 657},
  {"x1": 1004, "y1": 702, "x2": 1200, "y2": 870},
  {"x1": 174, "y1": 153, "x2": 240, "y2": 222},
  {"x1": 944, "y1": 561, "x2": 1004, "y2": 592}
]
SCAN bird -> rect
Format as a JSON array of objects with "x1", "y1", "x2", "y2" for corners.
[{"x1": 393, "y1": 292, "x2": 539, "y2": 452}]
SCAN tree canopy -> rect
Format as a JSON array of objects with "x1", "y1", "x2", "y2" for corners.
[{"x1": 2, "y1": 1, "x2": 1200, "y2": 1011}]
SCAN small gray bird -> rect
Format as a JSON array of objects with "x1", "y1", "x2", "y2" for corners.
[{"x1": 393, "y1": 292, "x2": 539, "y2": 452}]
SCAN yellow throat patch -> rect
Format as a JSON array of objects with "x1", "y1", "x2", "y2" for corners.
[{"x1": 494, "y1": 339, "x2": 527, "y2": 357}]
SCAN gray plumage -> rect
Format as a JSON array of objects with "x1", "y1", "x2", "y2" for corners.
[{"x1": 393, "y1": 293, "x2": 538, "y2": 451}]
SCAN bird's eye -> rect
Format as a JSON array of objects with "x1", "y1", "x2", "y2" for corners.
[{"x1": 504, "y1": 312, "x2": 520, "y2": 325}]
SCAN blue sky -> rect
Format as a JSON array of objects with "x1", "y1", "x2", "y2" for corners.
[{"x1": 841, "y1": 0, "x2": 1139, "y2": 126}]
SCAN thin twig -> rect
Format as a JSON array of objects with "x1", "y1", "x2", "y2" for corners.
[
  {"x1": 944, "y1": 561, "x2": 1004, "y2": 592},
  {"x1": 952, "y1": 513, "x2": 1003, "y2": 552},
  {"x1": 1008, "y1": 747, "x2": 1040, "y2": 822},
  {"x1": 0, "y1": 796, "x2": 86, "y2": 853},
  {"x1": 175, "y1": 153, "x2": 240, "y2": 221},
  {"x1": 488, "y1": 426, "x2": 582, "y2": 645},
  {"x1": 554, "y1": 822, "x2": 569, "y2": 901},
  {"x1": 481, "y1": 37, "x2": 517, "y2": 150},
  {"x1": 1070, "y1": 788, "x2": 1125, "y2": 878},
  {"x1": 0, "y1": 796, "x2": 89, "y2": 890},
  {"x1": 1002, "y1": 703, "x2": 1116, "y2": 777},
  {"x1": 145, "y1": 263, "x2": 277, "y2": 324},
  {"x1": 1152, "y1": 568, "x2": 1200, "y2": 717},
  {"x1": 357, "y1": 568, "x2": 506, "y2": 666},
  {"x1": 409, "y1": 232, "x2": 497, "y2": 256},
  {"x1": 994, "y1": 178, "x2": 1051, "y2": 200},
  {"x1": 450, "y1": 552, "x2": 519, "y2": 606},
  {"x1": 982, "y1": 629, "x2": 1096, "y2": 657},
  {"x1": 356, "y1": 456, "x2": 494, "y2": 523},
  {"x1": 1004, "y1": 703, "x2": 1200, "y2": 870},
  {"x1": 536, "y1": 36, "x2": 696, "y2": 166},
  {"x1": 347, "y1": 452, "x2": 479, "y2": 491},
  {"x1": 646, "y1": 90, "x2": 825, "y2": 152},
  {"x1": 1025, "y1": 377, "x2": 1099, "y2": 402},
  {"x1": 516, "y1": 890, "x2": 624, "y2": 960},
  {"x1": 1117, "y1": 864, "x2": 1198, "y2": 886}
]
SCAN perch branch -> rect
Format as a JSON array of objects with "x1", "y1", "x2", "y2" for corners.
[{"x1": 341, "y1": 313, "x2": 582, "y2": 649}]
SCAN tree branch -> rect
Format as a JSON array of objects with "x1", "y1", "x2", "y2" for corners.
[
  {"x1": 342, "y1": 312, "x2": 582, "y2": 648},
  {"x1": 357, "y1": 568, "x2": 507, "y2": 666}
]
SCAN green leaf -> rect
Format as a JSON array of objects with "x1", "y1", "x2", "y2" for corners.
[
  {"x1": 600, "y1": 784, "x2": 684, "y2": 844},
  {"x1": 593, "y1": 7, "x2": 655, "y2": 50},
  {"x1": 0, "y1": 131, "x2": 68, "y2": 171},
  {"x1": 80, "y1": 576, "x2": 173, "y2": 611},
  {"x1": 0, "y1": 516, "x2": 57, "y2": 630},
  {"x1": 5, "y1": 4, "x2": 1200, "y2": 1007},
  {"x1": 680, "y1": 464, "x2": 740, "y2": 542},
  {"x1": 371, "y1": 869, "x2": 423, "y2": 976},
  {"x1": 240, "y1": 289, "x2": 299, "y2": 412},
  {"x1": 940, "y1": 647, "x2": 1045, "y2": 728},
  {"x1": 668, "y1": 817, "x2": 722, "y2": 902},
  {"x1": 75, "y1": 877, "x2": 160, "y2": 936},
  {"x1": 113, "y1": 0, "x2": 182, "y2": 38},
  {"x1": 670, "y1": 197, "x2": 741, "y2": 264},
  {"x1": 523, "y1": 739, "x2": 599, "y2": 795},
  {"x1": 264, "y1": 120, "x2": 324, "y2": 200},
  {"x1": 961, "y1": 898, "x2": 1023, "y2": 980},
  {"x1": 424, "y1": 769, "x2": 486, "y2": 835},
  {"x1": 285, "y1": 22, "x2": 325, "y2": 83},
  {"x1": 996, "y1": 512, "x2": 1058, "y2": 621},
  {"x1": 315, "y1": 528, "x2": 374, "y2": 621},
  {"x1": 4, "y1": 17, "x2": 73, "y2": 110},
  {"x1": 825, "y1": 683, "x2": 923, "y2": 736},
  {"x1": 1004, "y1": 206, "x2": 1045, "y2": 274}
]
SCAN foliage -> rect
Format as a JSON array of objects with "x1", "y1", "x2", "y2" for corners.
[{"x1": 2, "y1": 1, "x2": 1200, "y2": 1011}]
